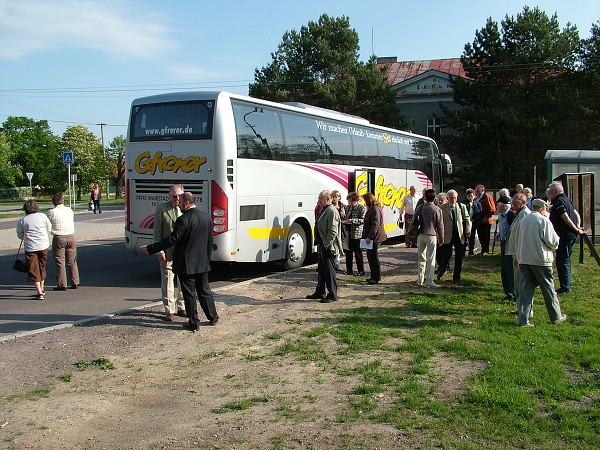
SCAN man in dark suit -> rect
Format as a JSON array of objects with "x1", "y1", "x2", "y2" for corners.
[{"x1": 141, "y1": 192, "x2": 218, "y2": 331}]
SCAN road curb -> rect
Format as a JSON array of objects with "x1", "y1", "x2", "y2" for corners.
[{"x1": 0, "y1": 243, "x2": 408, "y2": 342}]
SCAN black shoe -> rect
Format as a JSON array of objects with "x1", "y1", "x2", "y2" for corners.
[
  {"x1": 70, "y1": 284, "x2": 78, "y2": 290},
  {"x1": 209, "y1": 318, "x2": 219, "y2": 326},
  {"x1": 52, "y1": 286, "x2": 67, "y2": 291},
  {"x1": 436, "y1": 270, "x2": 447, "y2": 281},
  {"x1": 367, "y1": 280, "x2": 379, "y2": 285},
  {"x1": 306, "y1": 292, "x2": 325, "y2": 300},
  {"x1": 556, "y1": 287, "x2": 571, "y2": 294},
  {"x1": 353, "y1": 271, "x2": 365, "y2": 276},
  {"x1": 320, "y1": 294, "x2": 338, "y2": 303},
  {"x1": 345, "y1": 270, "x2": 353, "y2": 275},
  {"x1": 182, "y1": 323, "x2": 199, "y2": 332}
]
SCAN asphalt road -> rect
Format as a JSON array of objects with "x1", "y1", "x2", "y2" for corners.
[{"x1": 0, "y1": 206, "x2": 287, "y2": 340}]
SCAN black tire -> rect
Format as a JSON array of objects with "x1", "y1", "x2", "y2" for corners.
[{"x1": 284, "y1": 223, "x2": 307, "y2": 270}]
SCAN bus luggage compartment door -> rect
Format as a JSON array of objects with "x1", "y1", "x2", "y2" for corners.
[{"x1": 236, "y1": 197, "x2": 270, "y2": 263}]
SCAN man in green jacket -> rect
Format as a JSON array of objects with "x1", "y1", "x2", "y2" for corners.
[{"x1": 306, "y1": 190, "x2": 344, "y2": 303}]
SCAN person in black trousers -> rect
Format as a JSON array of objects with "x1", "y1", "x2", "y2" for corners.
[
  {"x1": 141, "y1": 192, "x2": 218, "y2": 331},
  {"x1": 362, "y1": 192, "x2": 387, "y2": 285}
]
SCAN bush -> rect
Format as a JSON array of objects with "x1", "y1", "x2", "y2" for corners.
[{"x1": 0, "y1": 187, "x2": 30, "y2": 200}]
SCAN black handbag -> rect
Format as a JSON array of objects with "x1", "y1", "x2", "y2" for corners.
[
  {"x1": 408, "y1": 206, "x2": 422, "y2": 238},
  {"x1": 13, "y1": 240, "x2": 29, "y2": 273}
]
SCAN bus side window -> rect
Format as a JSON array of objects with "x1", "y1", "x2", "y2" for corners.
[
  {"x1": 281, "y1": 113, "x2": 323, "y2": 162},
  {"x1": 320, "y1": 122, "x2": 353, "y2": 164}
]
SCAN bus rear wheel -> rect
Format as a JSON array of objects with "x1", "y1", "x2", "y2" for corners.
[{"x1": 285, "y1": 223, "x2": 307, "y2": 270}]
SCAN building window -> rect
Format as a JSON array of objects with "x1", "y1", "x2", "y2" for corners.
[{"x1": 427, "y1": 117, "x2": 442, "y2": 142}]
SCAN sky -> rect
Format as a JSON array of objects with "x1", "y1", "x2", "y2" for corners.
[{"x1": 0, "y1": 0, "x2": 598, "y2": 145}]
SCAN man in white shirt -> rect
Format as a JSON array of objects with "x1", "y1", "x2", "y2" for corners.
[
  {"x1": 399, "y1": 185, "x2": 419, "y2": 247},
  {"x1": 47, "y1": 192, "x2": 80, "y2": 290}
]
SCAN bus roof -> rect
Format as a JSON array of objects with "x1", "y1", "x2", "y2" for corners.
[{"x1": 130, "y1": 90, "x2": 439, "y2": 148}]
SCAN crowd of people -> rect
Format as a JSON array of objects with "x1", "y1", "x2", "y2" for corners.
[
  {"x1": 304, "y1": 181, "x2": 585, "y2": 328},
  {"x1": 16, "y1": 180, "x2": 585, "y2": 330}
]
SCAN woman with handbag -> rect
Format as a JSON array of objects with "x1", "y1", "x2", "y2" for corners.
[
  {"x1": 362, "y1": 192, "x2": 387, "y2": 285},
  {"x1": 16, "y1": 199, "x2": 52, "y2": 300}
]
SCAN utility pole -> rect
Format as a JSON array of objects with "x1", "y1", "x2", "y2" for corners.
[{"x1": 98, "y1": 123, "x2": 109, "y2": 200}]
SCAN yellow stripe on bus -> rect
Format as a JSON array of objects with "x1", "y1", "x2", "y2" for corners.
[
  {"x1": 249, "y1": 224, "x2": 398, "y2": 239},
  {"x1": 247, "y1": 227, "x2": 290, "y2": 239}
]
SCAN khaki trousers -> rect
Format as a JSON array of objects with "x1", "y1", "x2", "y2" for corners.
[
  {"x1": 159, "y1": 259, "x2": 185, "y2": 314},
  {"x1": 52, "y1": 234, "x2": 79, "y2": 288}
]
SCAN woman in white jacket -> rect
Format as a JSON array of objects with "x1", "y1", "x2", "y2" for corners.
[{"x1": 16, "y1": 200, "x2": 52, "y2": 300}]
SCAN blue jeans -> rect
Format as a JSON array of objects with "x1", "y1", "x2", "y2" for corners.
[
  {"x1": 500, "y1": 241, "x2": 515, "y2": 298},
  {"x1": 556, "y1": 237, "x2": 576, "y2": 292}
]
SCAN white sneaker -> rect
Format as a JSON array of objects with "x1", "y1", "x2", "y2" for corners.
[
  {"x1": 425, "y1": 282, "x2": 440, "y2": 288},
  {"x1": 552, "y1": 314, "x2": 567, "y2": 325},
  {"x1": 520, "y1": 322, "x2": 535, "y2": 327}
]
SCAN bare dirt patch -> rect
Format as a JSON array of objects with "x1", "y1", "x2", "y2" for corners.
[{"x1": 0, "y1": 245, "x2": 485, "y2": 449}]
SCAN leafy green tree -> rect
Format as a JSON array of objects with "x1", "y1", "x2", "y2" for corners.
[
  {"x1": 441, "y1": 7, "x2": 582, "y2": 187},
  {"x1": 57, "y1": 125, "x2": 105, "y2": 200},
  {"x1": 1, "y1": 116, "x2": 58, "y2": 190},
  {"x1": 579, "y1": 21, "x2": 600, "y2": 149},
  {"x1": 0, "y1": 132, "x2": 22, "y2": 187},
  {"x1": 249, "y1": 14, "x2": 407, "y2": 129},
  {"x1": 106, "y1": 135, "x2": 126, "y2": 198}
]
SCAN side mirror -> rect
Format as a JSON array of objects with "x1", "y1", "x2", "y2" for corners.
[{"x1": 441, "y1": 153, "x2": 452, "y2": 175}]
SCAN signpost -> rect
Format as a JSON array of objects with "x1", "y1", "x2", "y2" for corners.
[
  {"x1": 25, "y1": 172, "x2": 33, "y2": 196},
  {"x1": 63, "y1": 152, "x2": 74, "y2": 208}
]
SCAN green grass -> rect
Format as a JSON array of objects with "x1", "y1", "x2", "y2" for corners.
[
  {"x1": 73, "y1": 357, "x2": 114, "y2": 371},
  {"x1": 266, "y1": 248, "x2": 600, "y2": 448},
  {"x1": 213, "y1": 394, "x2": 271, "y2": 413},
  {"x1": 7, "y1": 386, "x2": 51, "y2": 402},
  {"x1": 58, "y1": 373, "x2": 72, "y2": 382}
]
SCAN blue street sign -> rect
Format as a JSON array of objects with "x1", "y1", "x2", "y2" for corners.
[{"x1": 63, "y1": 151, "x2": 74, "y2": 165}]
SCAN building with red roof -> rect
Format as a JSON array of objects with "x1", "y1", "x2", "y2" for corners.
[{"x1": 377, "y1": 57, "x2": 469, "y2": 156}]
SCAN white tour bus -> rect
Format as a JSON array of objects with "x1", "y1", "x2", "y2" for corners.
[{"x1": 125, "y1": 91, "x2": 451, "y2": 269}]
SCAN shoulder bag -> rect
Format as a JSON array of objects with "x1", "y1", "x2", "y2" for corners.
[
  {"x1": 407, "y1": 205, "x2": 423, "y2": 239},
  {"x1": 13, "y1": 240, "x2": 29, "y2": 273}
]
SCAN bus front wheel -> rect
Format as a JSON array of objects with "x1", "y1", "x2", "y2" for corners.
[{"x1": 285, "y1": 223, "x2": 307, "y2": 270}]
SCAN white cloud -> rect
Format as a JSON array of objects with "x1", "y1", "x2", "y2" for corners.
[
  {"x1": 164, "y1": 64, "x2": 230, "y2": 81},
  {"x1": 0, "y1": 0, "x2": 177, "y2": 60}
]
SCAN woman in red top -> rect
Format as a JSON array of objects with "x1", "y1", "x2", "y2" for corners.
[{"x1": 90, "y1": 184, "x2": 102, "y2": 214}]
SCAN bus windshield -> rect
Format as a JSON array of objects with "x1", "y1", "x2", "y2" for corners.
[{"x1": 130, "y1": 100, "x2": 214, "y2": 141}]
